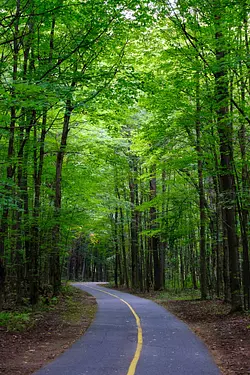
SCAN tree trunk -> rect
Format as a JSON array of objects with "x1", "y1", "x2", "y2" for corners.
[
  {"x1": 129, "y1": 160, "x2": 139, "y2": 289},
  {"x1": 0, "y1": 1, "x2": 20, "y2": 307},
  {"x1": 52, "y1": 97, "x2": 74, "y2": 295},
  {"x1": 149, "y1": 166, "x2": 162, "y2": 291},
  {"x1": 214, "y1": 6, "x2": 242, "y2": 311},
  {"x1": 195, "y1": 70, "x2": 207, "y2": 299}
]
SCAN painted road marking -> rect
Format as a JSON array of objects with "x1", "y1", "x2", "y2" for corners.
[{"x1": 86, "y1": 286, "x2": 143, "y2": 375}]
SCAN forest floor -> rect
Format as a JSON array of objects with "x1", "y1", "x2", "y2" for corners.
[
  {"x1": 0, "y1": 285, "x2": 97, "y2": 375},
  {"x1": 109, "y1": 286, "x2": 250, "y2": 375},
  {"x1": 1, "y1": 284, "x2": 249, "y2": 375}
]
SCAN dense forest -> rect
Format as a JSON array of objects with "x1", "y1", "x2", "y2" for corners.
[{"x1": 0, "y1": 0, "x2": 250, "y2": 313}]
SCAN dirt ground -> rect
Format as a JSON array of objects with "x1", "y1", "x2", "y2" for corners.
[
  {"x1": 0, "y1": 287, "x2": 97, "y2": 375},
  {"x1": 1, "y1": 286, "x2": 249, "y2": 375}
]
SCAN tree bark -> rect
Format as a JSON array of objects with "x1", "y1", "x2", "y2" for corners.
[
  {"x1": 129, "y1": 159, "x2": 139, "y2": 289},
  {"x1": 52, "y1": 96, "x2": 74, "y2": 295},
  {"x1": 149, "y1": 166, "x2": 162, "y2": 291},
  {"x1": 195, "y1": 70, "x2": 207, "y2": 299},
  {"x1": 214, "y1": 6, "x2": 242, "y2": 311}
]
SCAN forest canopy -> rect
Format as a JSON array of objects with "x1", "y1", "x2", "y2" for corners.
[{"x1": 0, "y1": 0, "x2": 250, "y2": 313}]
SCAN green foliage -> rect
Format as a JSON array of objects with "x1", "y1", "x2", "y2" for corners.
[
  {"x1": 157, "y1": 289, "x2": 201, "y2": 301},
  {"x1": 0, "y1": 0, "x2": 250, "y2": 309},
  {"x1": 0, "y1": 312, "x2": 31, "y2": 331}
]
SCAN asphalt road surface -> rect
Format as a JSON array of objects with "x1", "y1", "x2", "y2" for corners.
[{"x1": 34, "y1": 282, "x2": 221, "y2": 375}]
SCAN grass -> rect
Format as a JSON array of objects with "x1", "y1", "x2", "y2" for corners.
[
  {"x1": 62, "y1": 286, "x2": 96, "y2": 324},
  {"x1": 0, "y1": 283, "x2": 86, "y2": 332},
  {"x1": 156, "y1": 288, "x2": 201, "y2": 301},
  {"x1": 107, "y1": 282, "x2": 201, "y2": 301},
  {"x1": 0, "y1": 311, "x2": 31, "y2": 331}
]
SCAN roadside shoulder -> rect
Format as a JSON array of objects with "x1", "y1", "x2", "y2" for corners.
[{"x1": 0, "y1": 285, "x2": 97, "y2": 375}]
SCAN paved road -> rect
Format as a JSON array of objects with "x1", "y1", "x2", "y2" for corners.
[{"x1": 34, "y1": 282, "x2": 221, "y2": 375}]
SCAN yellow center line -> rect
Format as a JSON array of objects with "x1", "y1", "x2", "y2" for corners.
[{"x1": 86, "y1": 286, "x2": 143, "y2": 375}]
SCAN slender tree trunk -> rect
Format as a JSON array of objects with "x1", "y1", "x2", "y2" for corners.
[
  {"x1": 29, "y1": 111, "x2": 47, "y2": 304},
  {"x1": 120, "y1": 206, "x2": 129, "y2": 288},
  {"x1": 117, "y1": 186, "x2": 129, "y2": 288},
  {"x1": 214, "y1": 6, "x2": 242, "y2": 311},
  {"x1": 116, "y1": 184, "x2": 129, "y2": 287},
  {"x1": 129, "y1": 160, "x2": 139, "y2": 289},
  {"x1": 15, "y1": 113, "x2": 33, "y2": 304},
  {"x1": 160, "y1": 168, "x2": 167, "y2": 289},
  {"x1": 114, "y1": 208, "x2": 119, "y2": 287},
  {"x1": 52, "y1": 96, "x2": 74, "y2": 295},
  {"x1": 190, "y1": 235, "x2": 198, "y2": 290},
  {"x1": 237, "y1": 45, "x2": 250, "y2": 309},
  {"x1": 195, "y1": 70, "x2": 207, "y2": 299},
  {"x1": 149, "y1": 166, "x2": 162, "y2": 290},
  {"x1": 0, "y1": 0, "x2": 20, "y2": 307}
]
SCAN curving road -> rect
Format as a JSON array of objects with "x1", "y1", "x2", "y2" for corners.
[{"x1": 34, "y1": 282, "x2": 221, "y2": 375}]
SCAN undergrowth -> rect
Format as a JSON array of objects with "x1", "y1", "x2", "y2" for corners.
[
  {"x1": 107, "y1": 282, "x2": 201, "y2": 301},
  {"x1": 0, "y1": 282, "x2": 71, "y2": 331},
  {"x1": 157, "y1": 288, "x2": 201, "y2": 301},
  {"x1": 0, "y1": 311, "x2": 31, "y2": 331}
]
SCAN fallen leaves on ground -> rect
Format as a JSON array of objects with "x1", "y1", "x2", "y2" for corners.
[{"x1": 0, "y1": 287, "x2": 97, "y2": 375}]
